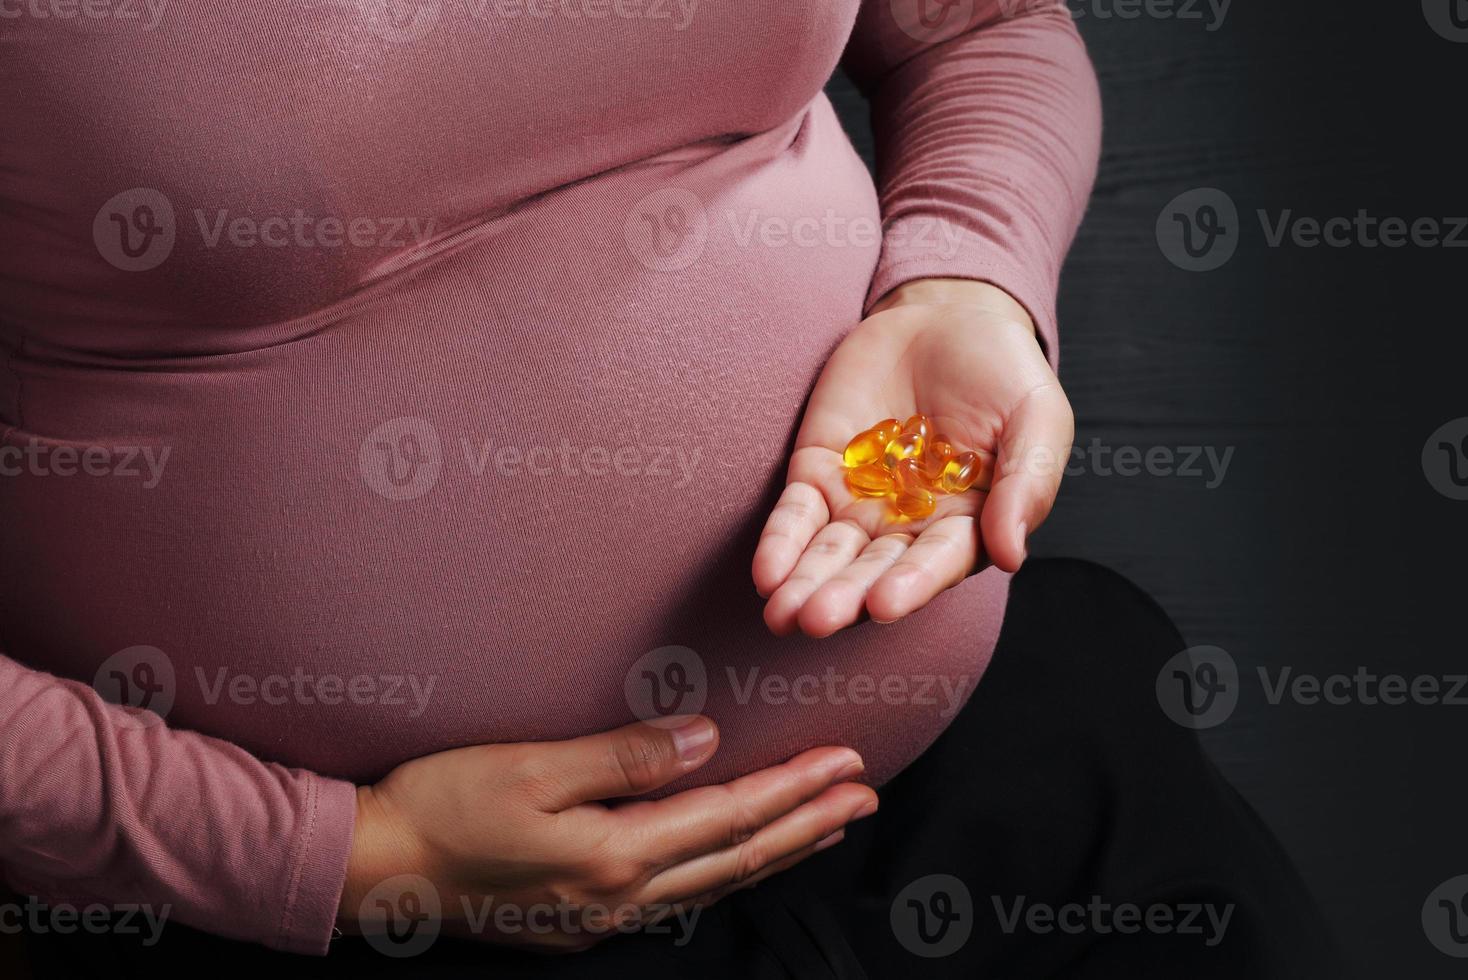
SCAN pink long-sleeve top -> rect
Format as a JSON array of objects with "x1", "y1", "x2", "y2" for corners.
[{"x1": 0, "y1": 0, "x2": 1100, "y2": 956}]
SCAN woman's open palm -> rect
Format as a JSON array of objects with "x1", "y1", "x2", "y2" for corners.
[{"x1": 752, "y1": 283, "x2": 1074, "y2": 637}]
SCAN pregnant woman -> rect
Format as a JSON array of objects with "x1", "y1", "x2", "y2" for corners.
[{"x1": 1, "y1": 2, "x2": 1336, "y2": 977}]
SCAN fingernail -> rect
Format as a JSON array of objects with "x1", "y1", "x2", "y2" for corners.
[
  {"x1": 834, "y1": 756, "x2": 865, "y2": 782},
  {"x1": 852, "y1": 800, "x2": 879, "y2": 821},
  {"x1": 1017, "y1": 522, "x2": 1029, "y2": 562},
  {"x1": 669, "y1": 717, "x2": 716, "y2": 763},
  {"x1": 869, "y1": 602, "x2": 898, "y2": 625},
  {"x1": 815, "y1": 830, "x2": 846, "y2": 853}
]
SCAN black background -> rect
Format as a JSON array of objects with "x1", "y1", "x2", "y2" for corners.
[{"x1": 830, "y1": 3, "x2": 1464, "y2": 975}]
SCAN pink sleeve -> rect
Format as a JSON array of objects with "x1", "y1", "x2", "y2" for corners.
[
  {"x1": 842, "y1": 0, "x2": 1103, "y2": 365},
  {"x1": 0, "y1": 654, "x2": 357, "y2": 955}
]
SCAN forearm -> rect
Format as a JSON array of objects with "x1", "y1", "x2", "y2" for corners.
[
  {"x1": 845, "y1": 0, "x2": 1104, "y2": 367},
  {"x1": 0, "y1": 654, "x2": 356, "y2": 955}
]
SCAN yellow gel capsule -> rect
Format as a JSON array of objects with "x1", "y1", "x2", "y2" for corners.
[
  {"x1": 924, "y1": 438, "x2": 957, "y2": 480},
  {"x1": 940, "y1": 451, "x2": 987, "y2": 494},
  {"x1": 846, "y1": 462, "x2": 895, "y2": 497},
  {"x1": 894, "y1": 457, "x2": 937, "y2": 493},
  {"x1": 971, "y1": 451, "x2": 996, "y2": 491},
  {"x1": 842, "y1": 429, "x2": 887, "y2": 468},
  {"x1": 872, "y1": 418, "x2": 903, "y2": 445},
  {"x1": 884, "y1": 432, "x2": 924, "y2": 468},
  {"x1": 903, "y1": 413, "x2": 933, "y2": 443},
  {"x1": 893, "y1": 486, "x2": 936, "y2": 519}
]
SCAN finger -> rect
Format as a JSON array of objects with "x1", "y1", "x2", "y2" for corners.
[
  {"x1": 519, "y1": 716, "x2": 720, "y2": 809},
  {"x1": 981, "y1": 383, "x2": 1074, "y2": 573},
  {"x1": 641, "y1": 783, "x2": 877, "y2": 903},
  {"x1": 708, "y1": 828, "x2": 846, "y2": 899},
  {"x1": 753, "y1": 483, "x2": 830, "y2": 598},
  {"x1": 651, "y1": 829, "x2": 847, "y2": 922},
  {"x1": 762, "y1": 520, "x2": 869, "y2": 636},
  {"x1": 797, "y1": 533, "x2": 913, "y2": 638},
  {"x1": 866, "y1": 515, "x2": 982, "y2": 624},
  {"x1": 610, "y1": 746, "x2": 864, "y2": 869}
]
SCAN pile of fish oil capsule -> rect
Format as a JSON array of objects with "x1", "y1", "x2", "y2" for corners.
[{"x1": 843, "y1": 414, "x2": 990, "y2": 519}]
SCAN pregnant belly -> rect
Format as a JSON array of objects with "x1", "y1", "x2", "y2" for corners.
[{"x1": 0, "y1": 108, "x2": 1008, "y2": 790}]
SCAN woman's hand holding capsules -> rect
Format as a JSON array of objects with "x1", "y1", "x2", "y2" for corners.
[{"x1": 753, "y1": 279, "x2": 1074, "y2": 637}]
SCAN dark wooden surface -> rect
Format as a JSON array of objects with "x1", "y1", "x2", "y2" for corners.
[{"x1": 831, "y1": 5, "x2": 1464, "y2": 976}]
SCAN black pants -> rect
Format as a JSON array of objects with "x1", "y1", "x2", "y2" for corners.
[{"x1": 20, "y1": 559, "x2": 1341, "y2": 978}]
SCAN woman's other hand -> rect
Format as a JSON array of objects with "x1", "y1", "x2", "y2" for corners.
[
  {"x1": 753, "y1": 279, "x2": 1074, "y2": 637},
  {"x1": 336, "y1": 716, "x2": 874, "y2": 951}
]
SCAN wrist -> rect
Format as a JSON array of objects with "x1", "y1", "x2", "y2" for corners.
[
  {"x1": 336, "y1": 785, "x2": 421, "y2": 932},
  {"x1": 870, "y1": 278, "x2": 1036, "y2": 336}
]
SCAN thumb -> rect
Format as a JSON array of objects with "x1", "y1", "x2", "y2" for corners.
[
  {"x1": 529, "y1": 716, "x2": 719, "y2": 808},
  {"x1": 981, "y1": 383, "x2": 1074, "y2": 573}
]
